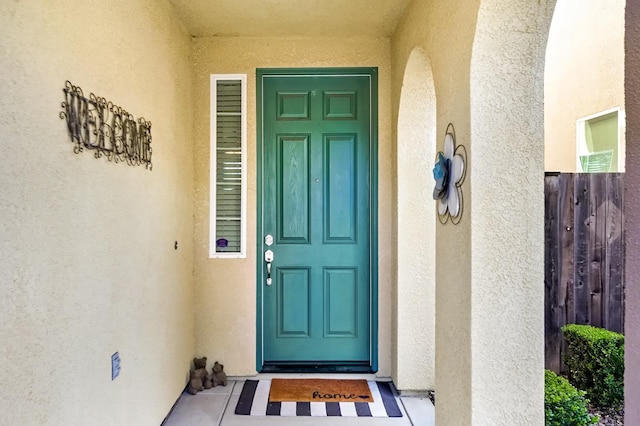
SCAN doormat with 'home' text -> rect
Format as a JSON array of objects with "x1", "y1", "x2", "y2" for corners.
[
  {"x1": 270, "y1": 378, "x2": 373, "y2": 403},
  {"x1": 234, "y1": 379, "x2": 403, "y2": 417}
]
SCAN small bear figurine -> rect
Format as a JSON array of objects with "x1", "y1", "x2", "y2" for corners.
[
  {"x1": 211, "y1": 361, "x2": 227, "y2": 387},
  {"x1": 187, "y1": 369, "x2": 204, "y2": 395},
  {"x1": 196, "y1": 358, "x2": 213, "y2": 390},
  {"x1": 188, "y1": 357, "x2": 212, "y2": 395},
  {"x1": 203, "y1": 373, "x2": 212, "y2": 389}
]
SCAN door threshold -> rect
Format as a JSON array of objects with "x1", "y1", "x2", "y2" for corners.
[
  {"x1": 231, "y1": 372, "x2": 390, "y2": 382},
  {"x1": 262, "y1": 362, "x2": 373, "y2": 374}
]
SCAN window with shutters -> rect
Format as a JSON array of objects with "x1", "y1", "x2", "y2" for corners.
[{"x1": 210, "y1": 75, "x2": 246, "y2": 257}]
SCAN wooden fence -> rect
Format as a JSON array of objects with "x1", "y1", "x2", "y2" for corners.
[{"x1": 544, "y1": 173, "x2": 625, "y2": 373}]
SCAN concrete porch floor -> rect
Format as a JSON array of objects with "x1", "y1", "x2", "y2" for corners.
[{"x1": 162, "y1": 376, "x2": 435, "y2": 426}]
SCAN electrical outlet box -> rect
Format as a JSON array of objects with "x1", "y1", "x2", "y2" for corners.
[{"x1": 111, "y1": 352, "x2": 121, "y2": 380}]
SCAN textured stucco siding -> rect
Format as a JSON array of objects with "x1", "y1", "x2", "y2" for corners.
[
  {"x1": 191, "y1": 37, "x2": 393, "y2": 377},
  {"x1": 395, "y1": 47, "x2": 437, "y2": 391},
  {"x1": 392, "y1": 0, "x2": 479, "y2": 423},
  {"x1": 392, "y1": 0, "x2": 555, "y2": 424},
  {"x1": 0, "y1": 1, "x2": 195, "y2": 424},
  {"x1": 470, "y1": 1, "x2": 555, "y2": 424}
]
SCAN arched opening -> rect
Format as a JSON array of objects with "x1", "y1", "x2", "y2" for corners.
[
  {"x1": 545, "y1": 0, "x2": 625, "y2": 173},
  {"x1": 544, "y1": 3, "x2": 632, "y2": 424},
  {"x1": 543, "y1": 0, "x2": 626, "y2": 375},
  {"x1": 395, "y1": 46, "x2": 436, "y2": 390}
]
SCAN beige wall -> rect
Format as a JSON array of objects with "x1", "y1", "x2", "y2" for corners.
[
  {"x1": 192, "y1": 37, "x2": 393, "y2": 376},
  {"x1": 0, "y1": 1, "x2": 195, "y2": 425},
  {"x1": 395, "y1": 47, "x2": 436, "y2": 390},
  {"x1": 545, "y1": 0, "x2": 625, "y2": 172}
]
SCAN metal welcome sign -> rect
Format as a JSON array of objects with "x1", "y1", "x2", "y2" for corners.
[{"x1": 60, "y1": 81, "x2": 152, "y2": 170}]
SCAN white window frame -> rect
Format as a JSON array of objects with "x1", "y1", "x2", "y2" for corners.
[
  {"x1": 576, "y1": 107, "x2": 624, "y2": 172},
  {"x1": 209, "y1": 74, "x2": 247, "y2": 258}
]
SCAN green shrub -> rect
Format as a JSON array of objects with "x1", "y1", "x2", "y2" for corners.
[
  {"x1": 562, "y1": 324, "x2": 624, "y2": 409},
  {"x1": 545, "y1": 370, "x2": 597, "y2": 425}
]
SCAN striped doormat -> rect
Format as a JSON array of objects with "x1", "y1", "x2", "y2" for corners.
[{"x1": 234, "y1": 379, "x2": 403, "y2": 417}]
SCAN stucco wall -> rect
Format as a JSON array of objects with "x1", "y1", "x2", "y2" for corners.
[
  {"x1": 0, "y1": 1, "x2": 195, "y2": 425},
  {"x1": 544, "y1": 0, "x2": 625, "y2": 172},
  {"x1": 625, "y1": 1, "x2": 640, "y2": 424},
  {"x1": 192, "y1": 37, "x2": 393, "y2": 376},
  {"x1": 395, "y1": 47, "x2": 436, "y2": 390}
]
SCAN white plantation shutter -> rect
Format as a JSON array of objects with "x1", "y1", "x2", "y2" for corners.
[{"x1": 210, "y1": 76, "x2": 246, "y2": 257}]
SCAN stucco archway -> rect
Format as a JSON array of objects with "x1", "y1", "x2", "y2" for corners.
[
  {"x1": 466, "y1": 2, "x2": 640, "y2": 425},
  {"x1": 464, "y1": 0, "x2": 556, "y2": 424},
  {"x1": 395, "y1": 46, "x2": 436, "y2": 390}
]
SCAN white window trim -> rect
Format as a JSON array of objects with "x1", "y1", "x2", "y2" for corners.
[
  {"x1": 575, "y1": 106, "x2": 624, "y2": 172},
  {"x1": 209, "y1": 74, "x2": 247, "y2": 258}
]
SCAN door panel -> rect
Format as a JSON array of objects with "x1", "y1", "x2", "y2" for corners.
[
  {"x1": 325, "y1": 134, "x2": 357, "y2": 242},
  {"x1": 259, "y1": 70, "x2": 374, "y2": 368},
  {"x1": 324, "y1": 268, "x2": 358, "y2": 337},
  {"x1": 278, "y1": 134, "x2": 310, "y2": 243},
  {"x1": 277, "y1": 268, "x2": 311, "y2": 337}
]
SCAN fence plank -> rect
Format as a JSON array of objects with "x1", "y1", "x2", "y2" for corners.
[
  {"x1": 558, "y1": 174, "x2": 575, "y2": 373},
  {"x1": 545, "y1": 174, "x2": 561, "y2": 372},
  {"x1": 588, "y1": 174, "x2": 604, "y2": 328},
  {"x1": 606, "y1": 174, "x2": 625, "y2": 333},
  {"x1": 573, "y1": 174, "x2": 591, "y2": 325}
]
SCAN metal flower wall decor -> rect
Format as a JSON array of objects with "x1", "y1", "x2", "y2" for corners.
[{"x1": 433, "y1": 123, "x2": 466, "y2": 224}]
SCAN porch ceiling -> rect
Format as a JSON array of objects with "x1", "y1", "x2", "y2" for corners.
[{"x1": 167, "y1": 0, "x2": 411, "y2": 37}]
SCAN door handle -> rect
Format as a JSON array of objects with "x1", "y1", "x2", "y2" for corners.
[{"x1": 265, "y1": 250, "x2": 274, "y2": 286}]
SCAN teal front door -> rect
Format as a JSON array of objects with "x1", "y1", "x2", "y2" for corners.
[{"x1": 257, "y1": 68, "x2": 377, "y2": 371}]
